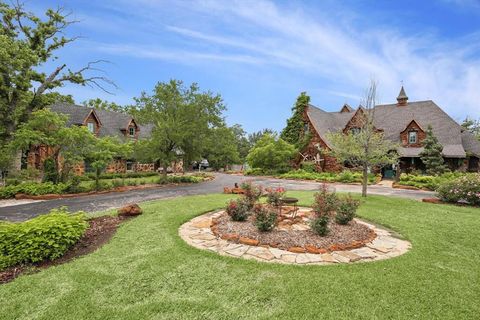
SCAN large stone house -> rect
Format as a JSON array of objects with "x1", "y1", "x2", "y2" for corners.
[
  {"x1": 22, "y1": 103, "x2": 182, "y2": 175},
  {"x1": 301, "y1": 87, "x2": 480, "y2": 175}
]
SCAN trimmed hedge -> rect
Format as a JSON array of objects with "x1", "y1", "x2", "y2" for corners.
[
  {"x1": 277, "y1": 169, "x2": 379, "y2": 184},
  {"x1": 397, "y1": 172, "x2": 468, "y2": 191},
  {"x1": 85, "y1": 171, "x2": 159, "y2": 180},
  {"x1": 0, "y1": 208, "x2": 88, "y2": 270},
  {"x1": 0, "y1": 182, "x2": 69, "y2": 199}
]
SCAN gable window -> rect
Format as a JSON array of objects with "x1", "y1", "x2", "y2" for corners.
[
  {"x1": 350, "y1": 127, "x2": 361, "y2": 135},
  {"x1": 408, "y1": 131, "x2": 417, "y2": 144},
  {"x1": 87, "y1": 122, "x2": 95, "y2": 133},
  {"x1": 129, "y1": 127, "x2": 135, "y2": 137}
]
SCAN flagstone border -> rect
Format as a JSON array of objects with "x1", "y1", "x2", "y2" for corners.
[{"x1": 179, "y1": 209, "x2": 411, "y2": 265}]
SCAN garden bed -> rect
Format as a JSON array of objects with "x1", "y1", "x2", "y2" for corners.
[
  {"x1": 0, "y1": 215, "x2": 130, "y2": 284},
  {"x1": 212, "y1": 207, "x2": 376, "y2": 253}
]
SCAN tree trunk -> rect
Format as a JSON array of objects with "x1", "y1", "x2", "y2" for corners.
[{"x1": 362, "y1": 163, "x2": 368, "y2": 197}]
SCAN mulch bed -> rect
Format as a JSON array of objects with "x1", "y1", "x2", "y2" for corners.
[
  {"x1": 0, "y1": 215, "x2": 131, "y2": 285},
  {"x1": 213, "y1": 210, "x2": 374, "y2": 252}
]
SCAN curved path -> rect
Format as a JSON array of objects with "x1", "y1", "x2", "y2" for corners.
[{"x1": 0, "y1": 173, "x2": 434, "y2": 221}]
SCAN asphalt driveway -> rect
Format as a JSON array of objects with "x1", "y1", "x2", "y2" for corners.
[{"x1": 0, "y1": 173, "x2": 434, "y2": 221}]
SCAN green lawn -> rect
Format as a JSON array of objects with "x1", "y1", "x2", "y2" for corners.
[{"x1": 1, "y1": 192, "x2": 479, "y2": 319}]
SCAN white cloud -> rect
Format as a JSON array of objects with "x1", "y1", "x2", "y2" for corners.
[{"x1": 88, "y1": 0, "x2": 480, "y2": 118}]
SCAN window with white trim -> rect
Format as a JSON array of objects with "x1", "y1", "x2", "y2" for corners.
[
  {"x1": 87, "y1": 122, "x2": 95, "y2": 133},
  {"x1": 408, "y1": 131, "x2": 417, "y2": 144},
  {"x1": 129, "y1": 127, "x2": 135, "y2": 137},
  {"x1": 350, "y1": 127, "x2": 361, "y2": 135}
]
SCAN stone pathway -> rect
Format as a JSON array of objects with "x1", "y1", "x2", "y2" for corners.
[{"x1": 179, "y1": 209, "x2": 411, "y2": 265}]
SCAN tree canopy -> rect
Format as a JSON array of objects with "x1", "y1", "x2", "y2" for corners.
[
  {"x1": 129, "y1": 80, "x2": 226, "y2": 174},
  {"x1": 246, "y1": 133, "x2": 296, "y2": 172},
  {"x1": 280, "y1": 92, "x2": 311, "y2": 148},
  {"x1": 0, "y1": 1, "x2": 114, "y2": 145}
]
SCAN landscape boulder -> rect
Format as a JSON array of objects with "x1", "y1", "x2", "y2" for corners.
[{"x1": 118, "y1": 203, "x2": 143, "y2": 217}]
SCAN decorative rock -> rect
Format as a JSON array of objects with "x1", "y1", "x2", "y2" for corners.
[
  {"x1": 239, "y1": 237, "x2": 259, "y2": 246},
  {"x1": 246, "y1": 247, "x2": 275, "y2": 260},
  {"x1": 221, "y1": 233, "x2": 239, "y2": 241},
  {"x1": 226, "y1": 245, "x2": 249, "y2": 257},
  {"x1": 288, "y1": 246, "x2": 306, "y2": 253},
  {"x1": 320, "y1": 253, "x2": 338, "y2": 263},
  {"x1": 295, "y1": 254, "x2": 311, "y2": 264},
  {"x1": 335, "y1": 251, "x2": 362, "y2": 262},
  {"x1": 350, "y1": 247, "x2": 377, "y2": 259},
  {"x1": 305, "y1": 245, "x2": 320, "y2": 254},
  {"x1": 117, "y1": 203, "x2": 143, "y2": 216},
  {"x1": 281, "y1": 254, "x2": 297, "y2": 263}
]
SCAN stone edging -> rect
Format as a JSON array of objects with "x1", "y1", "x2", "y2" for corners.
[{"x1": 179, "y1": 209, "x2": 411, "y2": 265}]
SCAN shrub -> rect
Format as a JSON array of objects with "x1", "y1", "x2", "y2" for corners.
[
  {"x1": 167, "y1": 175, "x2": 202, "y2": 183},
  {"x1": 278, "y1": 170, "x2": 379, "y2": 184},
  {"x1": 66, "y1": 175, "x2": 84, "y2": 194},
  {"x1": 300, "y1": 161, "x2": 316, "y2": 173},
  {"x1": 335, "y1": 195, "x2": 360, "y2": 225},
  {"x1": 437, "y1": 174, "x2": 480, "y2": 205},
  {"x1": 0, "y1": 207, "x2": 88, "y2": 270},
  {"x1": 338, "y1": 170, "x2": 355, "y2": 183},
  {"x1": 312, "y1": 184, "x2": 338, "y2": 216},
  {"x1": 398, "y1": 172, "x2": 466, "y2": 191},
  {"x1": 241, "y1": 181, "x2": 262, "y2": 208},
  {"x1": 310, "y1": 215, "x2": 329, "y2": 236},
  {"x1": 226, "y1": 198, "x2": 251, "y2": 221},
  {"x1": 112, "y1": 179, "x2": 125, "y2": 188},
  {"x1": 265, "y1": 187, "x2": 285, "y2": 207},
  {"x1": 42, "y1": 158, "x2": 58, "y2": 183},
  {"x1": 0, "y1": 182, "x2": 69, "y2": 199},
  {"x1": 253, "y1": 205, "x2": 277, "y2": 232}
]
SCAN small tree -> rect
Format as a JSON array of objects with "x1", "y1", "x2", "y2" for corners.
[
  {"x1": 10, "y1": 109, "x2": 95, "y2": 182},
  {"x1": 280, "y1": 92, "x2": 311, "y2": 148},
  {"x1": 246, "y1": 133, "x2": 296, "y2": 172},
  {"x1": 326, "y1": 81, "x2": 398, "y2": 197},
  {"x1": 420, "y1": 125, "x2": 448, "y2": 175},
  {"x1": 86, "y1": 137, "x2": 133, "y2": 190},
  {"x1": 204, "y1": 126, "x2": 240, "y2": 170}
]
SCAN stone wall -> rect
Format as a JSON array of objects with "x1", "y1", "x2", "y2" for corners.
[
  {"x1": 134, "y1": 163, "x2": 155, "y2": 172},
  {"x1": 106, "y1": 159, "x2": 126, "y2": 173}
]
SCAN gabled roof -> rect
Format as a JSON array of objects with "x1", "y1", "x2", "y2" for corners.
[
  {"x1": 306, "y1": 99, "x2": 480, "y2": 158},
  {"x1": 49, "y1": 103, "x2": 152, "y2": 140},
  {"x1": 340, "y1": 104, "x2": 353, "y2": 113}
]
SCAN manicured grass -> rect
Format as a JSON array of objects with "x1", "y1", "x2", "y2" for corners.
[{"x1": 1, "y1": 193, "x2": 479, "y2": 319}]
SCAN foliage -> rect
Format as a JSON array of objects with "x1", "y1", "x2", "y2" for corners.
[
  {"x1": 0, "y1": 181, "x2": 69, "y2": 199},
  {"x1": 326, "y1": 81, "x2": 398, "y2": 197},
  {"x1": 84, "y1": 171, "x2": 158, "y2": 180},
  {"x1": 6, "y1": 168, "x2": 41, "y2": 182},
  {"x1": 461, "y1": 117, "x2": 480, "y2": 140},
  {"x1": 225, "y1": 198, "x2": 251, "y2": 221},
  {"x1": 310, "y1": 215, "x2": 329, "y2": 236},
  {"x1": 129, "y1": 80, "x2": 225, "y2": 174},
  {"x1": 203, "y1": 125, "x2": 240, "y2": 170},
  {"x1": 0, "y1": 207, "x2": 87, "y2": 270},
  {"x1": 240, "y1": 180, "x2": 263, "y2": 208},
  {"x1": 244, "y1": 168, "x2": 280, "y2": 176},
  {"x1": 280, "y1": 92, "x2": 310, "y2": 148},
  {"x1": 279, "y1": 169, "x2": 379, "y2": 184},
  {"x1": 10, "y1": 109, "x2": 96, "y2": 182},
  {"x1": 397, "y1": 172, "x2": 467, "y2": 190},
  {"x1": 0, "y1": 2, "x2": 114, "y2": 145},
  {"x1": 83, "y1": 98, "x2": 125, "y2": 113},
  {"x1": 230, "y1": 124, "x2": 251, "y2": 162},
  {"x1": 300, "y1": 161, "x2": 316, "y2": 173},
  {"x1": 335, "y1": 195, "x2": 360, "y2": 225},
  {"x1": 246, "y1": 133, "x2": 296, "y2": 172},
  {"x1": 164, "y1": 175, "x2": 203, "y2": 184},
  {"x1": 247, "y1": 128, "x2": 275, "y2": 147},
  {"x1": 436, "y1": 174, "x2": 480, "y2": 205},
  {"x1": 312, "y1": 184, "x2": 339, "y2": 217},
  {"x1": 85, "y1": 136, "x2": 133, "y2": 190},
  {"x1": 42, "y1": 158, "x2": 58, "y2": 183},
  {"x1": 265, "y1": 187, "x2": 286, "y2": 207},
  {"x1": 253, "y1": 205, "x2": 277, "y2": 232},
  {"x1": 419, "y1": 125, "x2": 449, "y2": 175}
]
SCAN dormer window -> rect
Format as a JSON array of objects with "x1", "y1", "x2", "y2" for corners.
[
  {"x1": 87, "y1": 122, "x2": 95, "y2": 133},
  {"x1": 129, "y1": 127, "x2": 135, "y2": 137},
  {"x1": 350, "y1": 127, "x2": 361, "y2": 135},
  {"x1": 408, "y1": 131, "x2": 417, "y2": 144}
]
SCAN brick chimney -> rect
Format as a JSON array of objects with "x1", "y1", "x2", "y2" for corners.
[{"x1": 397, "y1": 86, "x2": 408, "y2": 106}]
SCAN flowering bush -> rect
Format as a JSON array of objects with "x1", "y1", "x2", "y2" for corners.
[
  {"x1": 226, "y1": 198, "x2": 251, "y2": 221},
  {"x1": 241, "y1": 181, "x2": 263, "y2": 207},
  {"x1": 335, "y1": 195, "x2": 360, "y2": 225},
  {"x1": 437, "y1": 174, "x2": 480, "y2": 206},
  {"x1": 253, "y1": 205, "x2": 277, "y2": 232},
  {"x1": 265, "y1": 187, "x2": 286, "y2": 207},
  {"x1": 312, "y1": 184, "x2": 339, "y2": 217}
]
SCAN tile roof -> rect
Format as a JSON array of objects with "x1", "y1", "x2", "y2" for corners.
[
  {"x1": 306, "y1": 100, "x2": 480, "y2": 158},
  {"x1": 49, "y1": 103, "x2": 152, "y2": 141}
]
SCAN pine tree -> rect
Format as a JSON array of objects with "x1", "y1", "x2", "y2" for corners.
[
  {"x1": 280, "y1": 92, "x2": 310, "y2": 148},
  {"x1": 419, "y1": 125, "x2": 448, "y2": 175}
]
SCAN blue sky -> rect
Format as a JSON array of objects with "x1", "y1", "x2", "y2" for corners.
[{"x1": 33, "y1": 0, "x2": 480, "y2": 133}]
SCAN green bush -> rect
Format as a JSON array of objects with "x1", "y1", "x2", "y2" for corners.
[
  {"x1": 226, "y1": 198, "x2": 251, "y2": 221},
  {"x1": 335, "y1": 195, "x2": 360, "y2": 225},
  {"x1": 244, "y1": 168, "x2": 280, "y2": 176},
  {"x1": 167, "y1": 175, "x2": 202, "y2": 183},
  {"x1": 300, "y1": 161, "x2": 316, "y2": 173},
  {"x1": 437, "y1": 174, "x2": 480, "y2": 205},
  {"x1": 0, "y1": 182, "x2": 69, "y2": 199},
  {"x1": 278, "y1": 169, "x2": 378, "y2": 184},
  {"x1": 42, "y1": 158, "x2": 58, "y2": 183},
  {"x1": 398, "y1": 172, "x2": 467, "y2": 191},
  {"x1": 112, "y1": 179, "x2": 125, "y2": 188},
  {"x1": 310, "y1": 216, "x2": 329, "y2": 236},
  {"x1": 312, "y1": 184, "x2": 339, "y2": 216},
  {"x1": 84, "y1": 171, "x2": 158, "y2": 180},
  {"x1": 0, "y1": 208, "x2": 88, "y2": 270},
  {"x1": 253, "y1": 205, "x2": 277, "y2": 232}
]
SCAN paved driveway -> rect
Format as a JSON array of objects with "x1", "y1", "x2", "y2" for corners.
[{"x1": 0, "y1": 173, "x2": 434, "y2": 221}]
